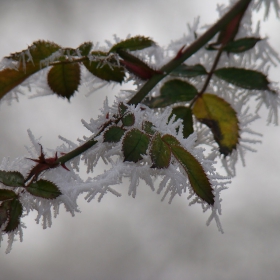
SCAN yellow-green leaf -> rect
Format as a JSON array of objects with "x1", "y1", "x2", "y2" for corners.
[
  {"x1": 48, "y1": 62, "x2": 81, "y2": 99},
  {"x1": 192, "y1": 94, "x2": 239, "y2": 155},
  {"x1": 170, "y1": 145, "x2": 214, "y2": 205}
]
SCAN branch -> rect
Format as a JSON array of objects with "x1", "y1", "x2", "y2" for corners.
[
  {"x1": 127, "y1": 0, "x2": 252, "y2": 105},
  {"x1": 54, "y1": 0, "x2": 252, "y2": 169}
]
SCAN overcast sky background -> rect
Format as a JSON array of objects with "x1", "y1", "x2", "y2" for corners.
[{"x1": 1, "y1": 0, "x2": 280, "y2": 279}]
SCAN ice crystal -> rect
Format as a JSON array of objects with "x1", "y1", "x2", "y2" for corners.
[
  {"x1": 80, "y1": 99, "x2": 229, "y2": 230},
  {"x1": 1, "y1": 0, "x2": 280, "y2": 252}
]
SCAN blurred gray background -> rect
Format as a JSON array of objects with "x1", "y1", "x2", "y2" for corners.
[{"x1": 1, "y1": 0, "x2": 280, "y2": 279}]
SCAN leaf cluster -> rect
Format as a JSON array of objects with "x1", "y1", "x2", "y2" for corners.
[{"x1": 0, "y1": 168, "x2": 61, "y2": 233}]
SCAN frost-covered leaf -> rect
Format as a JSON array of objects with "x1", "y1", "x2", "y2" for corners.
[
  {"x1": 7, "y1": 40, "x2": 61, "y2": 63},
  {"x1": 122, "y1": 128, "x2": 150, "y2": 162},
  {"x1": 83, "y1": 51, "x2": 125, "y2": 83},
  {"x1": 0, "y1": 190, "x2": 17, "y2": 201},
  {"x1": 77, "y1": 41, "x2": 93, "y2": 56},
  {"x1": 4, "y1": 199, "x2": 23, "y2": 233},
  {"x1": 161, "y1": 133, "x2": 214, "y2": 204},
  {"x1": 0, "y1": 204, "x2": 9, "y2": 226},
  {"x1": 103, "y1": 125, "x2": 126, "y2": 143},
  {"x1": 171, "y1": 64, "x2": 207, "y2": 77},
  {"x1": 144, "y1": 79, "x2": 198, "y2": 108},
  {"x1": 170, "y1": 145, "x2": 214, "y2": 205},
  {"x1": 27, "y1": 180, "x2": 62, "y2": 199},
  {"x1": 214, "y1": 67, "x2": 270, "y2": 90},
  {"x1": 142, "y1": 121, "x2": 156, "y2": 135},
  {"x1": 48, "y1": 62, "x2": 81, "y2": 99},
  {"x1": 170, "y1": 106, "x2": 194, "y2": 138},
  {"x1": 118, "y1": 49, "x2": 159, "y2": 80},
  {"x1": 192, "y1": 93, "x2": 239, "y2": 155},
  {"x1": 0, "y1": 170, "x2": 25, "y2": 187},
  {"x1": 161, "y1": 134, "x2": 180, "y2": 146},
  {"x1": 119, "y1": 102, "x2": 129, "y2": 115},
  {"x1": 109, "y1": 36, "x2": 155, "y2": 53},
  {"x1": 122, "y1": 113, "x2": 135, "y2": 127},
  {"x1": 149, "y1": 132, "x2": 171, "y2": 169},
  {"x1": 0, "y1": 40, "x2": 61, "y2": 99}
]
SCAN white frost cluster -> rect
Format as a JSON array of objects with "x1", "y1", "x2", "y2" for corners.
[
  {"x1": 1, "y1": 0, "x2": 280, "y2": 252},
  {"x1": 0, "y1": 99, "x2": 230, "y2": 252}
]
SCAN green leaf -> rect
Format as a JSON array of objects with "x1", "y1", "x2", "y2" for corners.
[
  {"x1": 161, "y1": 134, "x2": 180, "y2": 146},
  {"x1": 48, "y1": 62, "x2": 81, "y2": 99},
  {"x1": 0, "y1": 40, "x2": 61, "y2": 100},
  {"x1": 214, "y1": 67, "x2": 270, "y2": 90},
  {"x1": 7, "y1": 40, "x2": 61, "y2": 64},
  {"x1": 149, "y1": 132, "x2": 171, "y2": 169},
  {"x1": 4, "y1": 198, "x2": 23, "y2": 232},
  {"x1": 83, "y1": 51, "x2": 125, "y2": 83},
  {"x1": 144, "y1": 79, "x2": 198, "y2": 108},
  {"x1": 27, "y1": 180, "x2": 62, "y2": 199},
  {"x1": 223, "y1": 37, "x2": 261, "y2": 53},
  {"x1": 122, "y1": 129, "x2": 150, "y2": 162},
  {"x1": 103, "y1": 126, "x2": 126, "y2": 143},
  {"x1": 170, "y1": 106, "x2": 194, "y2": 138},
  {"x1": 0, "y1": 189, "x2": 17, "y2": 201},
  {"x1": 142, "y1": 121, "x2": 156, "y2": 135},
  {"x1": 119, "y1": 102, "x2": 129, "y2": 115},
  {"x1": 118, "y1": 49, "x2": 159, "y2": 80},
  {"x1": 77, "y1": 41, "x2": 93, "y2": 56},
  {"x1": 109, "y1": 36, "x2": 155, "y2": 53},
  {"x1": 0, "y1": 170, "x2": 25, "y2": 187},
  {"x1": 192, "y1": 93, "x2": 239, "y2": 155},
  {"x1": 171, "y1": 64, "x2": 207, "y2": 77},
  {"x1": 122, "y1": 113, "x2": 135, "y2": 127},
  {"x1": 0, "y1": 205, "x2": 9, "y2": 227},
  {"x1": 170, "y1": 145, "x2": 214, "y2": 205}
]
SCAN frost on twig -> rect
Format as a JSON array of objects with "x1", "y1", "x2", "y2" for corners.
[{"x1": 1, "y1": 0, "x2": 280, "y2": 253}]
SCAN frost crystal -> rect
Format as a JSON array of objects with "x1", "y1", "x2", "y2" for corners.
[
  {"x1": 1, "y1": 0, "x2": 280, "y2": 252},
  {"x1": 79, "y1": 100, "x2": 230, "y2": 232}
]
